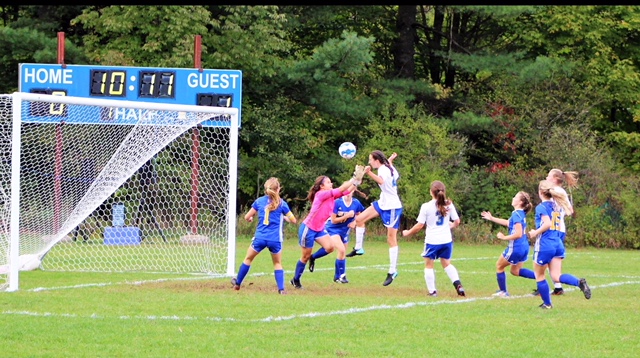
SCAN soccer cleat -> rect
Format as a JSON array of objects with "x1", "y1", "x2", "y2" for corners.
[
  {"x1": 531, "y1": 288, "x2": 540, "y2": 296},
  {"x1": 453, "y1": 280, "x2": 466, "y2": 297},
  {"x1": 579, "y1": 278, "x2": 591, "y2": 299},
  {"x1": 346, "y1": 248, "x2": 365, "y2": 258},
  {"x1": 428, "y1": 291, "x2": 438, "y2": 297},
  {"x1": 539, "y1": 303, "x2": 553, "y2": 309},
  {"x1": 230, "y1": 277, "x2": 240, "y2": 291},
  {"x1": 382, "y1": 272, "x2": 398, "y2": 286},
  {"x1": 552, "y1": 288, "x2": 564, "y2": 296},
  {"x1": 334, "y1": 275, "x2": 349, "y2": 284},
  {"x1": 278, "y1": 289, "x2": 287, "y2": 295},
  {"x1": 308, "y1": 256, "x2": 316, "y2": 273},
  {"x1": 290, "y1": 278, "x2": 303, "y2": 289},
  {"x1": 492, "y1": 290, "x2": 510, "y2": 297}
]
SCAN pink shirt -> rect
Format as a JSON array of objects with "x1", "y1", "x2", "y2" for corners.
[{"x1": 303, "y1": 188, "x2": 350, "y2": 231}]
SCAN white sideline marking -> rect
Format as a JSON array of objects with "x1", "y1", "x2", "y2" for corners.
[{"x1": 3, "y1": 281, "x2": 639, "y2": 323}]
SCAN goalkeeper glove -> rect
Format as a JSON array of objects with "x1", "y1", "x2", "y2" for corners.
[{"x1": 352, "y1": 165, "x2": 366, "y2": 182}]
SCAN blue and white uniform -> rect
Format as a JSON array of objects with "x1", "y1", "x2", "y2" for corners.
[
  {"x1": 325, "y1": 197, "x2": 366, "y2": 243},
  {"x1": 502, "y1": 209, "x2": 529, "y2": 264},
  {"x1": 372, "y1": 164, "x2": 403, "y2": 229},
  {"x1": 417, "y1": 197, "x2": 465, "y2": 296},
  {"x1": 418, "y1": 199, "x2": 459, "y2": 260}
]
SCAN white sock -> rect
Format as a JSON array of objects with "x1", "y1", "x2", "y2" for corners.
[
  {"x1": 424, "y1": 268, "x2": 436, "y2": 293},
  {"x1": 554, "y1": 282, "x2": 562, "y2": 289},
  {"x1": 355, "y1": 227, "x2": 365, "y2": 250},
  {"x1": 389, "y1": 246, "x2": 398, "y2": 273},
  {"x1": 444, "y1": 264, "x2": 460, "y2": 283}
]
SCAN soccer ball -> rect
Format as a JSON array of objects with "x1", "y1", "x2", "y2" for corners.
[{"x1": 339, "y1": 142, "x2": 357, "y2": 159}]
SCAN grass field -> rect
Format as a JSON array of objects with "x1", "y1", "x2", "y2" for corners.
[{"x1": 1, "y1": 237, "x2": 639, "y2": 357}]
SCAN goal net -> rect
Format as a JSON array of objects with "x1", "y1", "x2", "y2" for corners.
[{"x1": 0, "y1": 92, "x2": 238, "y2": 291}]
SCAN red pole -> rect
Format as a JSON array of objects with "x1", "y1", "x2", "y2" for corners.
[
  {"x1": 194, "y1": 35, "x2": 203, "y2": 72},
  {"x1": 190, "y1": 35, "x2": 203, "y2": 234},
  {"x1": 53, "y1": 32, "x2": 66, "y2": 231},
  {"x1": 57, "y1": 32, "x2": 66, "y2": 68}
]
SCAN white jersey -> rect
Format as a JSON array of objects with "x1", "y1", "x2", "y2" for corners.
[
  {"x1": 417, "y1": 199, "x2": 459, "y2": 245},
  {"x1": 376, "y1": 165, "x2": 402, "y2": 210},
  {"x1": 553, "y1": 186, "x2": 572, "y2": 233}
]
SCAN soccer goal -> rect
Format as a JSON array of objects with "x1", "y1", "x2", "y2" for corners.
[{"x1": 0, "y1": 92, "x2": 239, "y2": 292}]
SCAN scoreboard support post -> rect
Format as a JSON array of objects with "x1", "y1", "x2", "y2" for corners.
[
  {"x1": 191, "y1": 34, "x2": 203, "y2": 235},
  {"x1": 54, "y1": 32, "x2": 65, "y2": 233}
]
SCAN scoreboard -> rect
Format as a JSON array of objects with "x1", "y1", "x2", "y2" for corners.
[{"x1": 18, "y1": 63, "x2": 242, "y2": 127}]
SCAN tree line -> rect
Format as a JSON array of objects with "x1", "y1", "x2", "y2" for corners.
[{"x1": 1, "y1": 5, "x2": 639, "y2": 248}]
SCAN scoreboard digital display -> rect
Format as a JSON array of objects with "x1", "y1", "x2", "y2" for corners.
[{"x1": 18, "y1": 63, "x2": 242, "y2": 127}]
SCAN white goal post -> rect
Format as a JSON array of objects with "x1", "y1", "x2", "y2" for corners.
[{"x1": 0, "y1": 92, "x2": 239, "y2": 292}]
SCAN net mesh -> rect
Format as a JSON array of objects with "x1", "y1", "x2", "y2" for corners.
[
  {"x1": 1, "y1": 94, "x2": 235, "y2": 290},
  {"x1": 0, "y1": 96, "x2": 11, "y2": 290}
]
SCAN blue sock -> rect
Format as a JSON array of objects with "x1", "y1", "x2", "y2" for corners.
[
  {"x1": 236, "y1": 263, "x2": 250, "y2": 284},
  {"x1": 497, "y1": 272, "x2": 507, "y2": 292},
  {"x1": 537, "y1": 279, "x2": 552, "y2": 306},
  {"x1": 518, "y1": 268, "x2": 536, "y2": 280},
  {"x1": 274, "y1": 269, "x2": 285, "y2": 291},
  {"x1": 313, "y1": 247, "x2": 329, "y2": 259},
  {"x1": 335, "y1": 259, "x2": 346, "y2": 280},
  {"x1": 294, "y1": 260, "x2": 306, "y2": 280},
  {"x1": 338, "y1": 259, "x2": 346, "y2": 277},
  {"x1": 559, "y1": 273, "x2": 580, "y2": 286}
]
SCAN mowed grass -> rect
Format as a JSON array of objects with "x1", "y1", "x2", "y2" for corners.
[{"x1": 1, "y1": 236, "x2": 639, "y2": 357}]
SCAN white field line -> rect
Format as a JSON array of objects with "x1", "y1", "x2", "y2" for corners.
[
  {"x1": 3, "y1": 254, "x2": 640, "y2": 325},
  {"x1": 3, "y1": 281, "x2": 639, "y2": 322}
]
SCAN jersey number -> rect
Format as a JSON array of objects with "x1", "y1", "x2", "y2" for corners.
[{"x1": 551, "y1": 211, "x2": 561, "y2": 231}]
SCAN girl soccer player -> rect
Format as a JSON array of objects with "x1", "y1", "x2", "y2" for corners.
[
  {"x1": 231, "y1": 177, "x2": 297, "y2": 294},
  {"x1": 291, "y1": 168, "x2": 363, "y2": 289},
  {"x1": 348, "y1": 151, "x2": 403, "y2": 286},
  {"x1": 532, "y1": 168, "x2": 579, "y2": 296},
  {"x1": 402, "y1": 180, "x2": 465, "y2": 297},
  {"x1": 528, "y1": 180, "x2": 591, "y2": 309},
  {"x1": 308, "y1": 190, "x2": 366, "y2": 283},
  {"x1": 481, "y1": 191, "x2": 536, "y2": 297}
]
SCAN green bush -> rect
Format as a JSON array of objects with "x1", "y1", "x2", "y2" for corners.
[
  {"x1": 453, "y1": 220, "x2": 498, "y2": 245},
  {"x1": 570, "y1": 202, "x2": 640, "y2": 249}
]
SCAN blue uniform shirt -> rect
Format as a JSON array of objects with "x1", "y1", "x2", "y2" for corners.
[
  {"x1": 325, "y1": 197, "x2": 366, "y2": 239},
  {"x1": 508, "y1": 209, "x2": 529, "y2": 252},
  {"x1": 251, "y1": 195, "x2": 292, "y2": 242},
  {"x1": 534, "y1": 201, "x2": 563, "y2": 250}
]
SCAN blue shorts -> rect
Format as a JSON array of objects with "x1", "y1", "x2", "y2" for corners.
[
  {"x1": 422, "y1": 242, "x2": 453, "y2": 260},
  {"x1": 298, "y1": 223, "x2": 329, "y2": 249},
  {"x1": 372, "y1": 202, "x2": 403, "y2": 229},
  {"x1": 327, "y1": 226, "x2": 350, "y2": 243},
  {"x1": 502, "y1": 246, "x2": 529, "y2": 265},
  {"x1": 250, "y1": 238, "x2": 282, "y2": 254},
  {"x1": 533, "y1": 242, "x2": 566, "y2": 265}
]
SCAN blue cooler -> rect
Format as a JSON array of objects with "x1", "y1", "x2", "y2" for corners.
[{"x1": 104, "y1": 202, "x2": 141, "y2": 245}]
